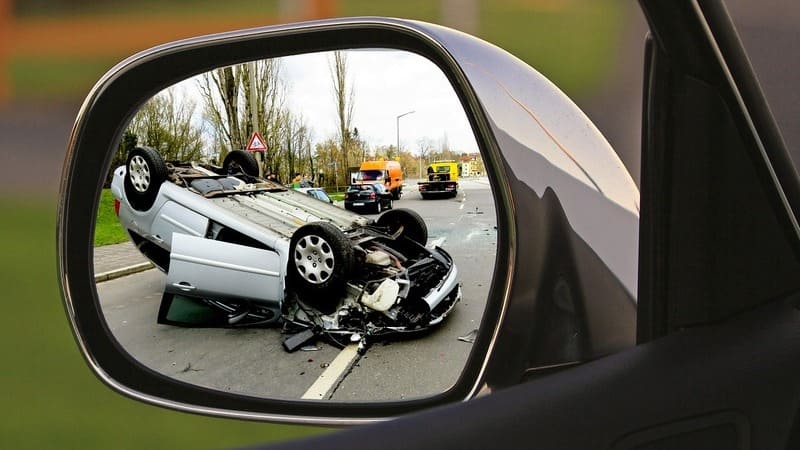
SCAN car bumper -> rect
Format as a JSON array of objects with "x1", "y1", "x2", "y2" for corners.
[
  {"x1": 345, "y1": 200, "x2": 378, "y2": 209},
  {"x1": 421, "y1": 248, "x2": 460, "y2": 313}
]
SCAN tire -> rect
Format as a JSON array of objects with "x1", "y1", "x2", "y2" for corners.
[
  {"x1": 288, "y1": 222, "x2": 354, "y2": 308},
  {"x1": 387, "y1": 199, "x2": 393, "y2": 210},
  {"x1": 124, "y1": 146, "x2": 168, "y2": 212},
  {"x1": 392, "y1": 188, "x2": 401, "y2": 200},
  {"x1": 420, "y1": 193, "x2": 429, "y2": 200},
  {"x1": 222, "y1": 150, "x2": 259, "y2": 177},
  {"x1": 376, "y1": 208, "x2": 428, "y2": 245},
  {"x1": 375, "y1": 201, "x2": 383, "y2": 214}
]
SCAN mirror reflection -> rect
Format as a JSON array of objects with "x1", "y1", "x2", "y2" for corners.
[{"x1": 94, "y1": 49, "x2": 496, "y2": 402}]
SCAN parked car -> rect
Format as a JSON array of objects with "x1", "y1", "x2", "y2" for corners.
[
  {"x1": 344, "y1": 183, "x2": 393, "y2": 214},
  {"x1": 296, "y1": 187, "x2": 334, "y2": 204},
  {"x1": 111, "y1": 147, "x2": 460, "y2": 349}
]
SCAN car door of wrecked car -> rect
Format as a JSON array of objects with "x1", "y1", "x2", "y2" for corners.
[{"x1": 162, "y1": 233, "x2": 284, "y2": 321}]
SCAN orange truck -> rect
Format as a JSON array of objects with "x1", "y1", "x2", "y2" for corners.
[{"x1": 356, "y1": 160, "x2": 403, "y2": 199}]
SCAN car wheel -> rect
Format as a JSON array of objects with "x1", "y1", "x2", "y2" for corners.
[
  {"x1": 388, "y1": 199, "x2": 393, "y2": 210},
  {"x1": 376, "y1": 208, "x2": 428, "y2": 245},
  {"x1": 289, "y1": 222, "x2": 354, "y2": 308},
  {"x1": 123, "y1": 146, "x2": 168, "y2": 212},
  {"x1": 222, "y1": 149, "x2": 259, "y2": 177},
  {"x1": 375, "y1": 201, "x2": 383, "y2": 214},
  {"x1": 392, "y1": 189, "x2": 401, "y2": 200}
]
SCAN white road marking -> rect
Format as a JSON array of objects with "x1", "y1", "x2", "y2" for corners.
[
  {"x1": 459, "y1": 203, "x2": 465, "y2": 210},
  {"x1": 428, "y1": 237, "x2": 447, "y2": 249},
  {"x1": 301, "y1": 344, "x2": 360, "y2": 400},
  {"x1": 465, "y1": 230, "x2": 483, "y2": 242}
]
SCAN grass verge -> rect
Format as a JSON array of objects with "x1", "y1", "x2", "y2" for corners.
[
  {"x1": 94, "y1": 189, "x2": 129, "y2": 246},
  {"x1": 11, "y1": 0, "x2": 622, "y2": 101},
  {"x1": 94, "y1": 189, "x2": 128, "y2": 247}
]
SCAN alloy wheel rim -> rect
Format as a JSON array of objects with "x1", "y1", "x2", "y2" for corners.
[
  {"x1": 129, "y1": 155, "x2": 151, "y2": 193},
  {"x1": 294, "y1": 234, "x2": 334, "y2": 284}
]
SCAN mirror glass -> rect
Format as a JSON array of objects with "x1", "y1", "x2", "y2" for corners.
[{"x1": 93, "y1": 49, "x2": 496, "y2": 402}]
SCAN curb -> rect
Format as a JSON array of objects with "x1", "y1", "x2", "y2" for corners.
[{"x1": 94, "y1": 262, "x2": 154, "y2": 283}]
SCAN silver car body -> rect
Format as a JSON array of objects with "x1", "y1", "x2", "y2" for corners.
[{"x1": 110, "y1": 164, "x2": 458, "y2": 328}]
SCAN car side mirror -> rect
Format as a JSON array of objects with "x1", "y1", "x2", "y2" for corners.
[{"x1": 58, "y1": 17, "x2": 638, "y2": 424}]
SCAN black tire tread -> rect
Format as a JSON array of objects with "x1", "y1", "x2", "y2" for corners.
[
  {"x1": 222, "y1": 150, "x2": 260, "y2": 177},
  {"x1": 288, "y1": 221, "x2": 354, "y2": 309},
  {"x1": 376, "y1": 208, "x2": 428, "y2": 245},
  {"x1": 123, "y1": 146, "x2": 168, "y2": 212}
]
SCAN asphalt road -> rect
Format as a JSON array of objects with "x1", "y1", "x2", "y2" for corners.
[{"x1": 96, "y1": 177, "x2": 497, "y2": 402}]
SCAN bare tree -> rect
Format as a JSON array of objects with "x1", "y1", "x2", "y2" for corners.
[
  {"x1": 105, "y1": 129, "x2": 138, "y2": 187},
  {"x1": 199, "y1": 59, "x2": 286, "y2": 167},
  {"x1": 199, "y1": 66, "x2": 243, "y2": 161},
  {"x1": 249, "y1": 60, "x2": 287, "y2": 175},
  {"x1": 330, "y1": 51, "x2": 356, "y2": 184},
  {"x1": 373, "y1": 144, "x2": 397, "y2": 160},
  {"x1": 314, "y1": 138, "x2": 340, "y2": 189},
  {"x1": 283, "y1": 113, "x2": 313, "y2": 181},
  {"x1": 416, "y1": 137, "x2": 436, "y2": 178},
  {"x1": 128, "y1": 88, "x2": 204, "y2": 162}
]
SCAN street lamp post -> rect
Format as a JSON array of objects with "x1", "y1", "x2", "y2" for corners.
[{"x1": 396, "y1": 110, "x2": 415, "y2": 156}]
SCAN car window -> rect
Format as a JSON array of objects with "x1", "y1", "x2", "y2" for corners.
[
  {"x1": 313, "y1": 190, "x2": 331, "y2": 202},
  {"x1": 360, "y1": 170, "x2": 383, "y2": 181}
]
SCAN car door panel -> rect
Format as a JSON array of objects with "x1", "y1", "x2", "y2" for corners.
[
  {"x1": 164, "y1": 233, "x2": 284, "y2": 307},
  {"x1": 149, "y1": 200, "x2": 209, "y2": 248}
]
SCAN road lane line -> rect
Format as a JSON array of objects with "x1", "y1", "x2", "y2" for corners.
[{"x1": 302, "y1": 344, "x2": 360, "y2": 400}]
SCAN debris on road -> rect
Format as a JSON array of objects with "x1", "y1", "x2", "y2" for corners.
[{"x1": 458, "y1": 329, "x2": 478, "y2": 343}]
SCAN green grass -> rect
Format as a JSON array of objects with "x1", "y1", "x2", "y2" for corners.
[
  {"x1": 329, "y1": 191, "x2": 346, "y2": 202},
  {"x1": 343, "y1": 0, "x2": 440, "y2": 21},
  {"x1": 94, "y1": 189, "x2": 130, "y2": 246},
  {"x1": 478, "y1": 0, "x2": 624, "y2": 97},
  {"x1": 10, "y1": 56, "x2": 118, "y2": 99},
  {"x1": 15, "y1": 0, "x2": 279, "y2": 18},
  {"x1": 10, "y1": 0, "x2": 623, "y2": 101},
  {"x1": 344, "y1": 0, "x2": 624, "y2": 97},
  {"x1": 0, "y1": 196, "x2": 328, "y2": 449}
]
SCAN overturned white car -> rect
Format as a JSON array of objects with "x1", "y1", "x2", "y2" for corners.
[{"x1": 110, "y1": 146, "x2": 461, "y2": 351}]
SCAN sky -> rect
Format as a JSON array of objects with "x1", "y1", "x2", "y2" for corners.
[
  {"x1": 280, "y1": 49, "x2": 479, "y2": 155},
  {"x1": 169, "y1": 49, "x2": 479, "y2": 156}
]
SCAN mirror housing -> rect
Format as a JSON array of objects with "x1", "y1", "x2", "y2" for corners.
[{"x1": 59, "y1": 17, "x2": 638, "y2": 423}]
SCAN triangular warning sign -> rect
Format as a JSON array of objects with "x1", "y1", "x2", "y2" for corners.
[{"x1": 246, "y1": 132, "x2": 267, "y2": 152}]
